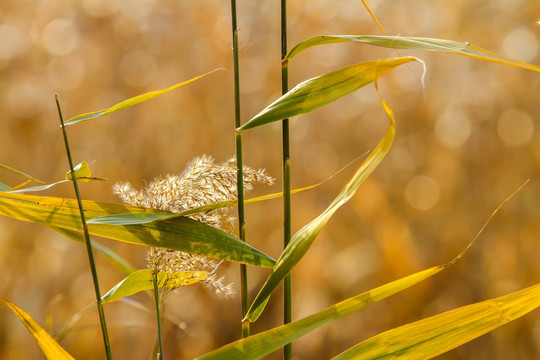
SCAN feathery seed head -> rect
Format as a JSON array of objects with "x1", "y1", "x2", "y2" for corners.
[{"x1": 113, "y1": 155, "x2": 273, "y2": 300}]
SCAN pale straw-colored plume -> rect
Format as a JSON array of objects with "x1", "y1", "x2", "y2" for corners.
[{"x1": 113, "y1": 155, "x2": 274, "y2": 301}]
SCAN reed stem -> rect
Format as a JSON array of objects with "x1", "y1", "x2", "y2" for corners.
[
  {"x1": 230, "y1": 0, "x2": 250, "y2": 338},
  {"x1": 281, "y1": 1, "x2": 293, "y2": 359},
  {"x1": 55, "y1": 94, "x2": 112, "y2": 360},
  {"x1": 152, "y1": 272, "x2": 164, "y2": 360}
]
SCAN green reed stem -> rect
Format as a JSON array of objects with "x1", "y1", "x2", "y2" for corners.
[
  {"x1": 152, "y1": 272, "x2": 164, "y2": 360},
  {"x1": 281, "y1": 1, "x2": 293, "y2": 359},
  {"x1": 55, "y1": 94, "x2": 112, "y2": 360},
  {"x1": 230, "y1": 0, "x2": 250, "y2": 338}
]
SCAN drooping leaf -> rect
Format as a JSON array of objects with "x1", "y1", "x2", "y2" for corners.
[
  {"x1": 65, "y1": 161, "x2": 91, "y2": 183},
  {"x1": 64, "y1": 69, "x2": 221, "y2": 125},
  {"x1": 0, "y1": 191, "x2": 275, "y2": 268},
  {"x1": 243, "y1": 89, "x2": 396, "y2": 322},
  {"x1": 284, "y1": 35, "x2": 540, "y2": 73},
  {"x1": 101, "y1": 269, "x2": 208, "y2": 304},
  {"x1": 332, "y1": 282, "x2": 540, "y2": 360},
  {"x1": 0, "y1": 297, "x2": 75, "y2": 360},
  {"x1": 197, "y1": 265, "x2": 446, "y2": 360},
  {"x1": 238, "y1": 57, "x2": 418, "y2": 131}
]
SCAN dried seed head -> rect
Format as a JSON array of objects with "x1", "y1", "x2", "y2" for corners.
[{"x1": 113, "y1": 155, "x2": 273, "y2": 299}]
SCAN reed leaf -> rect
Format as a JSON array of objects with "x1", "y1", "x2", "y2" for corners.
[
  {"x1": 8, "y1": 180, "x2": 70, "y2": 194},
  {"x1": 101, "y1": 269, "x2": 208, "y2": 304},
  {"x1": 0, "y1": 164, "x2": 44, "y2": 184},
  {"x1": 284, "y1": 35, "x2": 540, "y2": 73},
  {"x1": 51, "y1": 226, "x2": 136, "y2": 275},
  {"x1": 0, "y1": 297, "x2": 75, "y2": 360},
  {"x1": 0, "y1": 181, "x2": 9, "y2": 191},
  {"x1": 332, "y1": 282, "x2": 540, "y2": 359},
  {"x1": 65, "y1": 161, "x2": 91, "y2": 183},
  {"x1": 243, "y1": 88, "x2": 396, "y2": 322},
  {"x1": 197, "y1": 265, "x2": 445, "y2": 360},
  {"x1": 0, "y1": 191, "x2": 275, "y2": 268},
  {"x1": 89, "y1": 181, "x2": 324, "y2": 225},
  {"x1": 238, "y1": 57, "x2": 418, "y2": 131},
  {"x1": 64, "y1": 70, "x2": 220, "y2": 126}
]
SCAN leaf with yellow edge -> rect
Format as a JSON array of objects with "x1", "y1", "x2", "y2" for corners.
[
  {"x1": 243, "y1": 86, "x2": 396, "y2": 322},
  {"x1": 0, "y1": 297, "x2": 75, "y2": 360},
  {"x1": 238, "y1": 57, "x2": 419, "y2": 131},
  {"x1": 64, "y1": 69, "x2": 221, "y2": 125},
  {"x1": 0, "y1": 191, "x2": 276, "y2": 268},
  {"x1": 284, "y1": 35, "x2": 540, "y2": 73},
  {"x1": 197, "y1": 265, "x2": 446, "y2": 360},
  {"x1": 332, "y1": 282, "x2": 540, "y2": 359},
  {"x1": 101, "y1": 269, "x2": 208, "y2": 304}
]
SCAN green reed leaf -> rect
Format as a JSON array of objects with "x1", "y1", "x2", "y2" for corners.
[
  {"x1": 0, "y1": 191, "x2": 276, "y2": 268},
  {"x1": 238, "y1": 57, "x2": 418, "y2": 131},
  {"x1": 1, "y1": 297, "x2": 75, "y2": 360},
  {"x1": 197, "y1": 265, "x2": 445, "y2": 360},
  {"x1": 332, "y1": 282, "x2": 540, "y2": 359},
  {"x1": 243, "y1": 88, "x2": 396, "y2": 322},
  {"x1": 284, "y1": 35, "x2": 540, "y2": 73},
  {"x1": 101, "y1": 269, "x2": 208, "y2": 304},
  {"x1": 64, "y1": 69, "x2": 220, "y2": 125}
]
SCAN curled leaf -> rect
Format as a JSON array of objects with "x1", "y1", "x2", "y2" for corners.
[{"x1": 65, "y1": 161, "x2": 91, "y2": 183}]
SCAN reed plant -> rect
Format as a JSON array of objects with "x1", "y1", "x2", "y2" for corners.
[{"x1": 0, "y1": 2, "x2": 539, "y2": 359}]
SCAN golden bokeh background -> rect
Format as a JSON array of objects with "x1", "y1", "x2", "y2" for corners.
[{"x1": 1, "y1": 1, "x2": 540, "y2": 359}]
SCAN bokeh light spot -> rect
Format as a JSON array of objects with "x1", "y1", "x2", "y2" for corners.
[
  {"x1": 41, "y1": 19, "x2": 79, "y2": 56},
  {"x1": 0, "y1": 25, "x2": 24, "y2": 60},
  {"x1": 435, "y1": 106, "x2": 472, "y2": 149},
  {"x1": 120, "y1": 50, "x2": 157, "y2": 87},
  {"x1": 503, "y1": 27, "x2": 539, "y2": 62},
  {"x1": 47, "y1": 55, "x2": 86, "y2": 90},
  {"x1": 497, "y1": 108, "x2": 534, "y2": 147},
  {"x1": 404, "y1": 175, "x2": 440, "y2": 211},
  {"x1": 7, "y1": 82, "x2": 45, "y2": 118},
  {"x1": 81, "y1": 0, "x2": 120, "y2": 17}
]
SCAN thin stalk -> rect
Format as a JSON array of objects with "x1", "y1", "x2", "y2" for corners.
[
  {"x1": 55, "y1": 94, "x2": 112, "y2": 360},
  {"x1": 152, "y1": 272, "x2": 164, "y2": 360},
  {"x1": 230, "y1": 0, "x2": 249, "y2": 338},
  {"x1": 281, "y1": 1, "x2": 293, "y2": 359}
]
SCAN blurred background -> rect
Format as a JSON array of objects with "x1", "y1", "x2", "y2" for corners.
[{"x1": 1, "y1": 0, "x2": 539, "y2": 359}]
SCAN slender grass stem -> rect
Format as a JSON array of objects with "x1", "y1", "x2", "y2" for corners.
[
  {"x1": 281, "y1": 1, "x2": 293, "y2": 359},
  {"x1": 230, "y1": 0, "x2": 249, "y2": 338},
  {"x1": 55, "y1": 94, "x2": 112, "y2": 360},
  {"x1": 152, "y1": 272, "x2": 164, "y2": 360}
]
